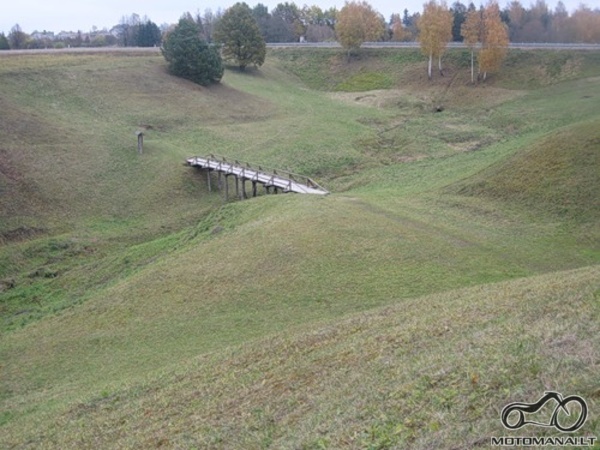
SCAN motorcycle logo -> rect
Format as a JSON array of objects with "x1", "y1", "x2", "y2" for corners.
[{"x1": 501, "y1": 391, "x2": 588, "y2": 433}]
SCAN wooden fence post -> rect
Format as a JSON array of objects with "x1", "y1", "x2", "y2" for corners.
[{"x1": 136, "y1": 131, "x2": 144, "y2": 154}]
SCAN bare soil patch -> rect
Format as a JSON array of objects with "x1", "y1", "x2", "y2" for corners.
[{"x1": 0, "y1": 226, "x2": 46, "y2": 243}]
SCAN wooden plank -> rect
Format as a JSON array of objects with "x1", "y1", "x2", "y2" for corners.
[{"x1": 186, "y1": 156, "x2": 329, "y2": 196}]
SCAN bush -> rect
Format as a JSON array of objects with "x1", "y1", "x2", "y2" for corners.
[{"x1": 161, "y1": 18, "x2": 223, "y2": 86}]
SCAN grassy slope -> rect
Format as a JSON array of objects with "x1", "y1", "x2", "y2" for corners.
[
  {"x1": 451, "y1": 119, "x2": 600, "y2": 223},
  {"x1": 1, "y1": 48, "x2": 599, "y2": 447},
  {"x1": 5, "y1": 265, "x2": 599, "y2": 449}
]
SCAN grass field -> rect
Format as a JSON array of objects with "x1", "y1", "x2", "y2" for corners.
[{"x1": 1, "y1": 48, "x2": 599, "y2": 449}]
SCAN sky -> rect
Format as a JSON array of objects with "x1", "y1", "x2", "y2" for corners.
[{"x1": 1, "y1": 0, "x2": 597, "y2": 35}]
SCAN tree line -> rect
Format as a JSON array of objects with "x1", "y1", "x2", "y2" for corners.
[
  {"x1": 2, "y1": 0, "x2": 598, "y2": 88},
  {"x1": 1, "y1": 0, "x2": 598, "y2": 51},
  {"x1": 0, "y1": 16, "x2": 162, "y2": 50}
]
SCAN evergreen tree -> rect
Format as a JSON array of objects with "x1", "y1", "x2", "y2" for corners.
[
  {"x1": 136, "y1": 20, "x2": 162, "y2": 47},
  {"x1": 161, "y1": 18, "x2": 223, "y2": 85},
  {"x1": 214, "y1": 3, "x2": 266, "y2": 70},
  {"x1": 450, "y1": 1, "x2": 467, "y2": 41},
  {"x1": 0, "y1": 33, "x2": 10, "y2": 50}
]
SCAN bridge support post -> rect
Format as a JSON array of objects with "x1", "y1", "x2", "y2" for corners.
[{"x1": 187, "y1": 155, "x2": 328, "y2": 198}]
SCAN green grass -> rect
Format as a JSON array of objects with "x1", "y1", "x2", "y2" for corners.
[
  {"x1": 3, "y1": 265, "x2": 598, "y2": 449},
  {"x1": 451, "y1": 119, "x2": 600, "y2": 224},
  {"x1": 269, "y1": 47, "x2": 600, "y2": 92},
  {"x1": 0, "y1": 48, "x2": 599, "y2": 448},
  {"x1": 335, "y1": 70, "x2": 395, "y2": 91}
]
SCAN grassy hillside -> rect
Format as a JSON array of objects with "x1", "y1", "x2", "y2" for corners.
[
  {"x1": 269, "y1": 47, "x2": 600, "y2": 91},
  {"x1": 1, "y1": 48, "x2": 599, "y2": 448},
  {"x1": 452, "y1": 119, "x2": 600, "y2": 224},
  {"x1": 4, "y1": 265, "x2": 598, "y2": 449}
]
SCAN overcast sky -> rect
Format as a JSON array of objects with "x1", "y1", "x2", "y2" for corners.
[{"x1": 1, "y1": 0, "x2": 597, "y2": 34}]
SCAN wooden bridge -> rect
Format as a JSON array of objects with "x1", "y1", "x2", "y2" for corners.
[{"x1": 186, "y1": 154, "x2": 329, "y2": 200}]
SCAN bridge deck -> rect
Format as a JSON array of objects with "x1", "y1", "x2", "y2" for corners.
[{"x1": 187, "y1": 155, "x2": 328, "y2": 196}]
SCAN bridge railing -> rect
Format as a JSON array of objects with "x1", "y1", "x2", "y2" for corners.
[{"x1": 203, "y1": 154, "x2": 328, "y2": 193}]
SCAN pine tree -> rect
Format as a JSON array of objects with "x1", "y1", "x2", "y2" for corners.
[
  {"x1": 136, "y1": 20, "x2": 162, "y2": 47},
  {"x1": 214, "y1": 3, "x2": 266, "y2": 70},
  {"x1": 161, "y1": 18, "x2": 223, "y2": 86},
  {"x1": 450, "y1": 1, "x2": 468, "y2": 42},
  {"x1": 0, "y1": 33, "x2": 10, "y2": 50}
]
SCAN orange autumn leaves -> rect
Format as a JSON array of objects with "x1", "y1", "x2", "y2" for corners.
[
  {"x1": 336, "y1": 1, "x2": 386, "y2": 55},
  {"x1": 462, "y1": 2, "x2": 509, "y2": 82},
  {"x1": 417, "y1": 0, "x2": 453, "y2": 79},
  {"x1": 417, "y1": 0, "x2": 509, "y2": 82}
]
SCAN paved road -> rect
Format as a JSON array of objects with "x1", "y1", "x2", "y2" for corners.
[
  {"x1": 0, "y1": 47, "x2": 162, "y2": 55},
  {"x1": 2, "y1": 42, "x2": 599, "y2": 56},
  {"x1": 267, "y1": 41, "x2": 600, "y2": 50}
]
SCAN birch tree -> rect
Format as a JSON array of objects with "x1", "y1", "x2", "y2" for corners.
[
  {"x1": 417, "y1": 0, "x2": 453, "y2": 79},
  {"x1": 461, "y1": 8, "x2": 481, "y2": 83},
  {"x1": 572, "y1": 5, "x2": 600, "y2": 43},
  {"x1": 336, "y1": 1, "x2": 385, "y2": 60},
  {"x1": 391, "y1": 13, "x2": 410, "y2": 41},
  {"x1": 479, "y1": 1, "x2": 508, "y2": 81}
]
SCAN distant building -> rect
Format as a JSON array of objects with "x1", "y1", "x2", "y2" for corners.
[
  {"x1": 57, "y1": 31, "x2": 78, "y2": 40},
  {"x1": 31, "y1": 31, "x2": 55, "y2": 40}
]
